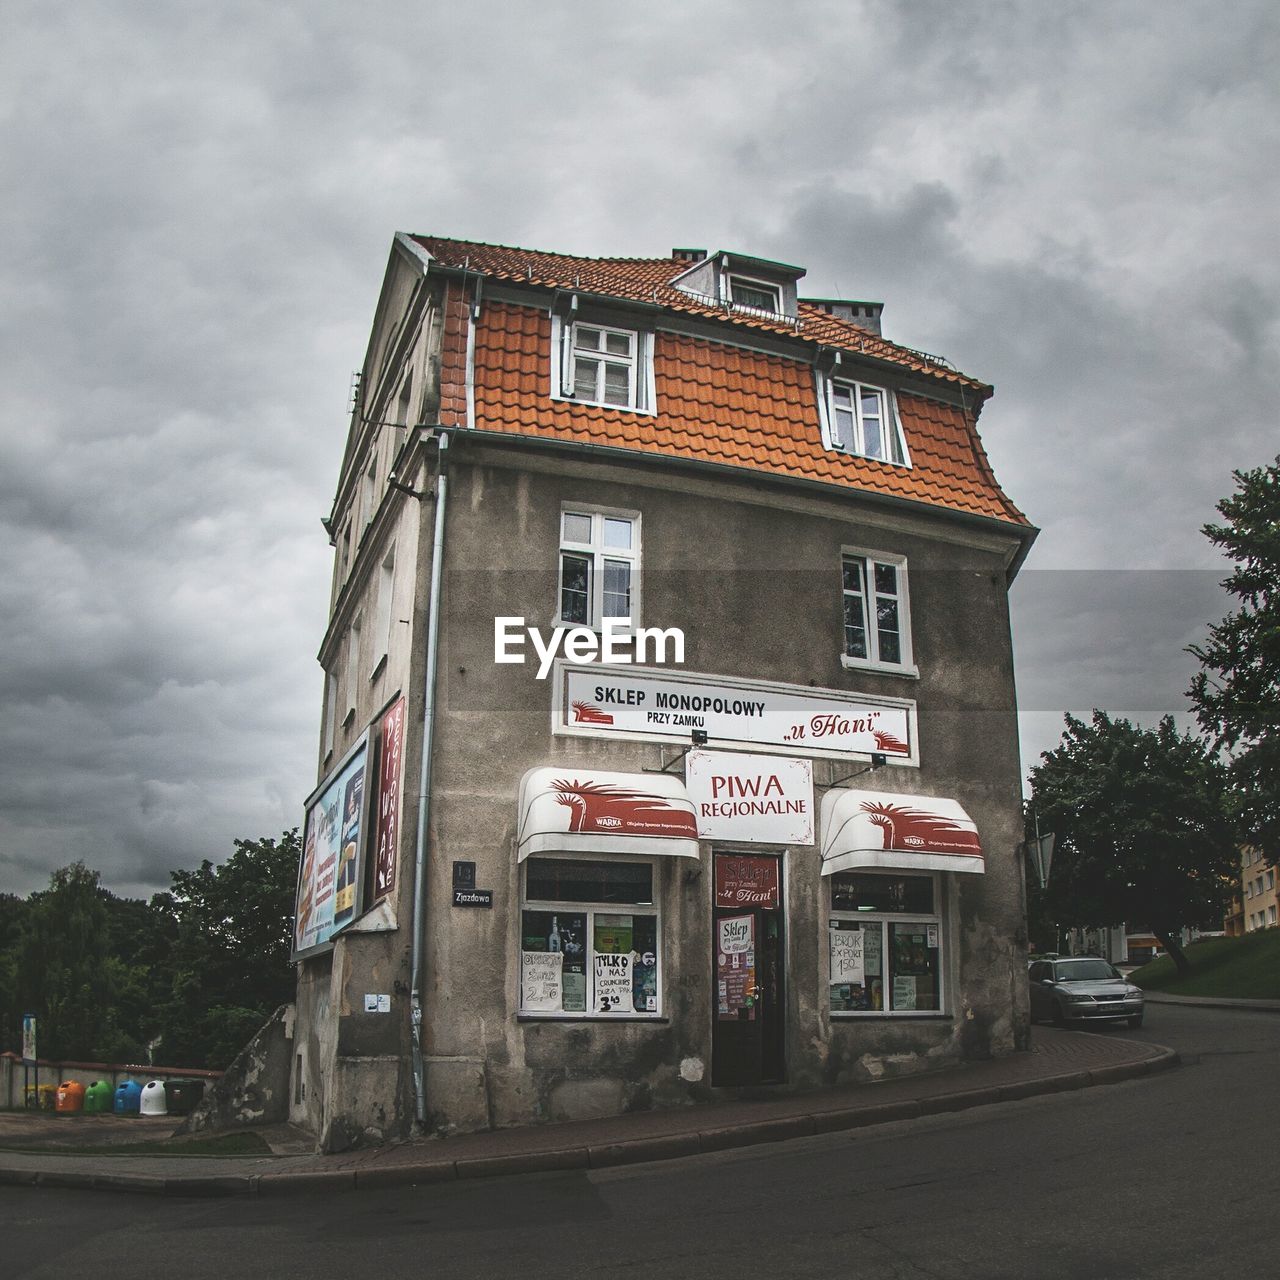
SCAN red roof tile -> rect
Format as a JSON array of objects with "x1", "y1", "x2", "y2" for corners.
[{"x1": 471, "y1": 304, "x2": 1028, "y2": 526}]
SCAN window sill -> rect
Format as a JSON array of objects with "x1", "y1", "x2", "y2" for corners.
[
  {"x1": 826, "y1": 448, "x2": 911, "y2": 470},
  {"x1": 342, "y1": 708, "x2": 356, "y2": 729},
  {"x1": 840, "y1": 656, "x2": 919, "y2": 679},
  {"x1": 830, "y1": 1012, "x2": 950, "y2": 1021},
  {"x1": 518, "y1": 1014, "x2": 668, "y2": 1024},
  {"x1": 368, "y1": 652, "x2": 388, "y2": 683},
  {"x1": 549, "y1": 391, "x2": 657, "y2": 417}
]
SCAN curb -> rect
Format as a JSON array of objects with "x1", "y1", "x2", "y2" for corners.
[{"x1": 0, "y1": 1046, "x2": 1179, "y2": 1197}]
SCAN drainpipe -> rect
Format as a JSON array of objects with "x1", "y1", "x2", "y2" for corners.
[{"x1": 410, "y1": 429, "x2": 450, "y2": 1130}]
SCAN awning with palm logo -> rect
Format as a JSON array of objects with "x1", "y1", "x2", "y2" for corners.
[
  {"x1": 819, "y1": 789, "x2": 984, "y2": 875},
  {"x1": 517, "y1": 768, "x2": 700, "y2": 862}
]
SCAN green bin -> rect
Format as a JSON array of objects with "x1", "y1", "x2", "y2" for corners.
[{"x1": 83, "y1": 1080, "x2": 114, "y2": 1113}]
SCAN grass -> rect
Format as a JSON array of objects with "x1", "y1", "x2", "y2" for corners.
[
  {"x1": 0, "y1": 1130, "x2": 274, "y2": 1158},
  {"x1": 1131, "y1": 929, "x2": 1280, "y2": 999}
]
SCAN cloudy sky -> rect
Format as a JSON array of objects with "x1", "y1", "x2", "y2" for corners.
[{"x1": 2, "y1": 1, "x2": 1275, "y2": 898}]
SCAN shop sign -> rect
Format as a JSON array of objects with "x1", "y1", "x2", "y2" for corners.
[
  {"x1": 371, "y1": 696, "x2": 406, "y2": 904},
  {"x1": 293, "y1": 731, "x2": 370, "y2": 959},
  {"x1": 715, "y1": 854, "x2": 781, "y2": 908},
  {"x1": 687, "y1": 750, "x2": 813, "y2": 845},
  {"x1": 554, "y1": 662, "x2": 917, "y2": 764}
]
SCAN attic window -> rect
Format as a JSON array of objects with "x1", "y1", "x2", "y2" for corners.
[
  {"x1": 550, "y1": 313, "x2": 656, "y2": 414},
  {"x1": 728, "y1": 276, "x2": 782, "y2": 314}
]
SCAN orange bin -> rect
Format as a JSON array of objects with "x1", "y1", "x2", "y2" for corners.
[{"x1": 55, "y1": 1080, "x2": 85, "y2": 1113}]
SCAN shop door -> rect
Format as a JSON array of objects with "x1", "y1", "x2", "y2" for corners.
[{"x1": 711, "y1": 853, "x2": 786, "y2": 1087}]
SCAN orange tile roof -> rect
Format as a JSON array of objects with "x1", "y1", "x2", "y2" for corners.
[
  {"x1": 470, "y1": 303, "x2": 1029, "y2": 527},
  {"x1": 411, "y1": 235, "x2": 988, "y2": 396}
]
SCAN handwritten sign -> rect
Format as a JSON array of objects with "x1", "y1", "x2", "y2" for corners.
[
  {"x1": 830, "y1": 927, "x2": 865, "y2": 985},
  {"x1": 521, "y1": 951, "x2": 563, "y2": 1012},
  {"x1": 594, "y1": 953, "x2": 633, "y2": 1013},
  {"x1": 892, "y1": 975, "x2": 917, "y2": 1011}
]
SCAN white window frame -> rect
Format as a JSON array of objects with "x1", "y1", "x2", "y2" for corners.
[
  {"x1": 818, "y1": 374, "x2": 911, "y2": 467},
  {"x1": 840, "y1": 547, "x2": 916, "y2": 676},
  {"x1": 557, "y1": 505, "x2": 641, "y2": 631},
  {"x1": 725, "y1": 273, "x2": 782, "y2": 315},
  {"x1": 519, "y1": 854, "x2": 663, "y2": 1020},
  {"x1": 371, "y1": 544, "x2": 396, "y2": 677},
  {"x1": 549, "y1": 315, "x2": 656, "y2": 414},
  {"x1": 828, "y1": 870, "x2": 945, "y2": 1018}
]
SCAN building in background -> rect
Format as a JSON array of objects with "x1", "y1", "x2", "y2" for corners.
[
  {"x1": 1237, "y1": 846, "x2": 1279, "y2": 934},
  {"x1": 288, "y1": 234, "x2": 1036, "y2": 1151}
]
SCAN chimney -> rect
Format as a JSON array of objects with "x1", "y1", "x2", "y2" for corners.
[
  {"x1": 805, "y1": 298, "x2": 883, "y2": 337},
  {"x1": 671, "y1": 247, "x2": 707, "y2": 264}
]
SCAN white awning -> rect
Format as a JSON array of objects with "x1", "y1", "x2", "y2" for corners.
[
  {"x1": 820, "y1": 788, "x2": 984, "y2": 876},
  {"x1": 517, "y1": 768, "x2": 701, "y2": 862}
]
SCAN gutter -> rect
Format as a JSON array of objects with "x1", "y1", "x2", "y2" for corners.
[{"x1": 409, "y1": 428, "x2": 451, "y2": 1131}]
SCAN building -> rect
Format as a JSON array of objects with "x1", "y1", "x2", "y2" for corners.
[
  {"x1": 1237, "y1": 846, "x2": 1279, "y2": 934},
  {"x1": 289, "y1": 235, "x2": 1037, "y2": 1151}
]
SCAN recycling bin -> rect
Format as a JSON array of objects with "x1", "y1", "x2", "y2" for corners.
[
  {"x1": 162, "y1": 1078, "x2": 207, "y2": 1115},
  {"x1": 113, "y1": 1079, "x2": 142, "y2": 1114},
  {"x1": 25, "y1": 1084, "x2": 57, "y2": 1111},
  {"x1": 83, "y1": 1080, "x2": 113, "y2": 1113},
  {"x1": 55, "y1": 1080, "x2": 85, "y2": 1113},
  {"x1": 139, "y1": 1080, "x2": 168, "y2": 1116}
]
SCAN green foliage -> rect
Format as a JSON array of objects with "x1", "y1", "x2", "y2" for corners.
[
  {"x1": 1188, "y1": 456, "x2": 1280, "y2": 866},
  {"x1": 1130, "y1": 930, "x2": 1280, "y2": 999},
  {"x1": 1029, "y1": 711, "x2": 1237, "y2": 970},
  {"x1": 2, "y1": 832, "x2": 298, "y2": 1070},
  {"x1": 152, "y1": 831, "x2": 299, "y2": 1069}
]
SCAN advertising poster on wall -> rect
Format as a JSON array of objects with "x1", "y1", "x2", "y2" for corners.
[
  {"x1": 293, "y1": 731, "x2": 370, "y2": 959},
  {"x1": 371, "y1": 696, "x2": 406, "y2": 904},
  {"x1": 22, "y1": 1014, "x2": 36, "y2": 1064}
]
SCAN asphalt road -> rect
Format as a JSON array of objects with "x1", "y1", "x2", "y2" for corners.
[{"x1": 5, "y1": 1005, "x2": 1278, "y2": 1280}]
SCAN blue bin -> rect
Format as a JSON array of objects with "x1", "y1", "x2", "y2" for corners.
[{"x1": 113, "y1": 1080, "x2": 142, "y2": 1114}]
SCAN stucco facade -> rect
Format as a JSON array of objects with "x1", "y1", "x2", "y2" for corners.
[{"x1": 289, "y1": 235, "x2": 1036, "y2": 1151}]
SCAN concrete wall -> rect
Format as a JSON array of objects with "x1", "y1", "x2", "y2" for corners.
[{"x1": 179, "y1": 1004, "x2": 294, "y2": 1133}]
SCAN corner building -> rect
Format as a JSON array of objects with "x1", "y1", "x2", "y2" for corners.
[{"x1": 290, "y1": 235, "x2": 1037, "y2": 1151}]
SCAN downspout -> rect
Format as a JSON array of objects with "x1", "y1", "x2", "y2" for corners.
[{"x1": 410, "y1": 429, "x2": 450, "y2": 1130}]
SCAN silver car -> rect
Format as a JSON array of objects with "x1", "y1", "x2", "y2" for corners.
[{"x1": 1028, "y1": 957, "x2": 1144, "y2": 1029}]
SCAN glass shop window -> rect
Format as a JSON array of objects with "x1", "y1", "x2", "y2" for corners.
[
  {"x1": 828, "y1": 871, "x2": 943, "y2": 1016},
  {"x1": 520, "y1": 857, "x2": 660, "y2": 1018}
]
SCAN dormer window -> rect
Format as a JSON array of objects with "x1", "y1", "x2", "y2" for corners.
[
  {"x1": 727, "y1": 276, "x2": 782, "y2": 314},
  {"x1": 819, "y1": 374, "x2": 910, "y2": 466},
  {"x1": 550, "y1": 314, "x2": 655, "y2": 413}
]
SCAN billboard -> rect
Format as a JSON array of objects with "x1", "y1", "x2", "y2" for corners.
[
  {"x1": 293, "y1": 730, "x2": 371, "y2": 959},
  {"x1": 371, "y1": 697, "x2": 406, "y2": 905}
]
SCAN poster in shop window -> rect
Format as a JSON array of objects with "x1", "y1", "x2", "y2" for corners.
[
  {"x1": 594, "y1": 953, "x2": 633, "y2": 1013},
  {"x1": 717, "y1": 914, "x2": 756, "y2": 1021},
  {"x1": 830, "y1": 926, "x2": 865, "y2": 985},
  {"x1": 521, "y1": 951, "x2": 563, "y2": 1012}
]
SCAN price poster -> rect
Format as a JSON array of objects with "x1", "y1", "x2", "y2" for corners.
[
  {"x1": 830, "y1": 926, "x2": 865, "y2": 985},
  {"x1": 594, "y1": 953, "x2": 633, "y2": 1013},
  {"x1": 717, "y1": 914, "x2": 756, "y2": 1021},
  {"x1": 521, "y1": 951, "x2": 563, "y2": 1012}
]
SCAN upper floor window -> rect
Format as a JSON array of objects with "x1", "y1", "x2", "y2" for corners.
[
  {"x1": 559, "y1": 508, "x2": 639, "y2": 629},
  {"x1": 552, "y1": 317, "x2": 654, "y2": 413},
  {"x1": 820, "y1": 378, "x2": 910, "y2": 466},
  {"x1": 727, "y1": 275, "x2": 781, "y2": 314},
  {"x1": 842, "y1": 550, "x2": 915, "y2": 675}
]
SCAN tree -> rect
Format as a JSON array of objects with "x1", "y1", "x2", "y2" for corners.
[
  {"x1": 152, "y1": 830, "x2": 298, "y2": 1068},
  {"x1": 1029, "y1": 712, "x2": 1236, "y2": 975},
  {"x1": 15, "y1": 863, "x2": 117, "y2": 1060},
  {"x1": 1188, "y1": 455, "x2": 1280, "y2": 867}
]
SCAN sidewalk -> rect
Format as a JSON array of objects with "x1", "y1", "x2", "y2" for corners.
[
  {"x1": 0, "y1": 1026, "x2": 1176, "y2": 1197},
  {"x1": 1141, "y1": 991, "x2": 1280, "y2": 1012}
]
